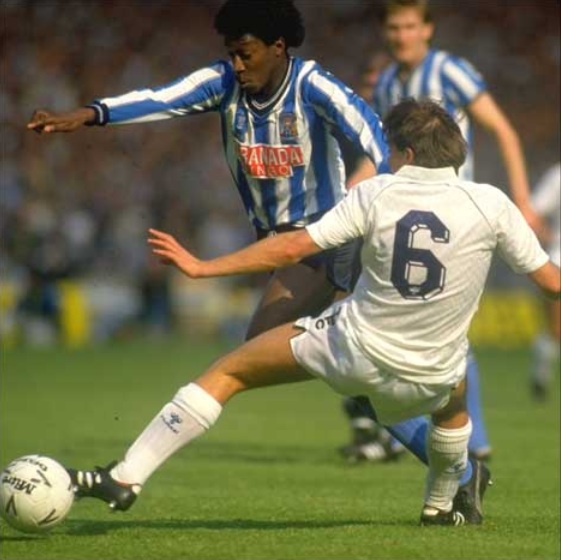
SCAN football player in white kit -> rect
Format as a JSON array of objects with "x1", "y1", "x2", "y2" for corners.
[
  {"x1": 529, "y1": 163, "x2": 560, "y2": 399},
  {"x1": 66, "y1": 99, "x2": 560, "y2": 526}
]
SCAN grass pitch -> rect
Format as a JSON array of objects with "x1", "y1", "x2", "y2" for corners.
[{"x1": 0, "y1": 337, "x2": 559, "y2": 560}]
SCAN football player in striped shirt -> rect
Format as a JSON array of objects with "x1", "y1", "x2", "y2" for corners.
[
  {"x1": 27, "y1": 1, "x2": 431, "y2": 470},
  {"x1": 341, "y1": 0, "x2": 547, "y2": 464}
]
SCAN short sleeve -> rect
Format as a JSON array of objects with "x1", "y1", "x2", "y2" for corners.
[
  {"x1": 495, "y1": 193, "x2": 550, "y2": 273},
  {"x1": 306, "y1": 180, "x2": 375, "y2": 249}
]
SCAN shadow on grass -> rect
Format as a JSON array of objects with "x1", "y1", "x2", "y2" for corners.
[
  {"x1": 63, "y1": 517, "x2": 410, "y2": 536},
  {"x1": 193, "y1": 444, "x2": 332, "y2": 465},
  {"x1": 62, "y1": 440, "x2": 413, "y2": 470},
  {"x1": 0, "y1": 534, "x2": 45, "y2": 542},
  {"x1": 63, "y1": 442, "x2": 377, "y2": 470},
  {"x1": 187, "y1": 441, "x2": 407, "y2": 468}
]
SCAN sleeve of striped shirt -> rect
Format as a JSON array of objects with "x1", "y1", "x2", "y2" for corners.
[
  {"x1": 371, "y1": 82, "x2": 383, "y2": 117},
  {"x1": 87, "y1": 61, "x2": 234, "y2": 126},
  {"x1": 302, "y1": 67, "x2": 389, "y2": 169},
  {"x1": 371, "y1": 65, "x2": 395, "y2": 118},
  {"x1": 306, "y1": 181, "x2": 375, "y2": 249},
  {"x1": 441, "y1": 55, "x2": 487, "y2": 106}
]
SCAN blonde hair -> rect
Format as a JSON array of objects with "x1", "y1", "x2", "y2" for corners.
[{"x1": 381, "y1": 0, "x2": 433, "y2": 24}]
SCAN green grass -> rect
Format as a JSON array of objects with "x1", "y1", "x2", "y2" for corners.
[{"x1": 0, "y1": 338, "x2": 559, "y2": 560}]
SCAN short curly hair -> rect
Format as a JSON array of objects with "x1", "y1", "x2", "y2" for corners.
[{"x1": 214, "y1": 0, "x2": 305, "y2": 48}]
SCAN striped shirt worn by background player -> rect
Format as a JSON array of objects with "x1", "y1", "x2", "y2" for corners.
[
  {"x1": 87, "y1": 57, "x2": 388, "y2": 231},
  {"x1": 373, "y1": 48, "x2": 486, "y2": 181}
]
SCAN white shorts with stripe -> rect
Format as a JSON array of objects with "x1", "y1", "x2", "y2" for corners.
[{"x1": 290, "y1": 299, "x2": 462, "y2": 425}]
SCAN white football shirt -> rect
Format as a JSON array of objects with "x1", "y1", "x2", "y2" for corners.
[{"x1": 307, "y1": 166, "x2": 549, "y2": 384}]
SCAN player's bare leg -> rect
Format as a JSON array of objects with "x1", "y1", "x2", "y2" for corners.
[
  {"x1": 196, "y1": 323, "x2": 314, "y2": 401},
  {"x1": 67, "y1": 323, "x2": 313, "y2": 510},
  {"x1": 245, "y1": 262, "x2": 336, "y2": 339}
]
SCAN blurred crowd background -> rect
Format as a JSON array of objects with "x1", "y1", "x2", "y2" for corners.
[{"x1": 0, "y1": 0, "x2": 559, "y2": 347}]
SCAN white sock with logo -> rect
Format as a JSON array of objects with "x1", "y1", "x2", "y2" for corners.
[
  {"x1": 424, "y1": 419, "x2": 472, "y2": 513},
  {"x1": 110, "y1": 383, "x2": 222, "y2": 489}
]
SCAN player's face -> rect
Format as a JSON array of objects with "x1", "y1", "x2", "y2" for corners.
[
  {"x1": 226, "y1": 34, "x2": 287, "y2": 96},
  {"x1": 384, "y1": 7, "x2": 434, "y2": 67}
]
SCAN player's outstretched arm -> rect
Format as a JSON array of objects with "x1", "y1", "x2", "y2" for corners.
[
  {"x1": 147, "y1": 228, "x2": 322, "y2": 279},
  {"x1": 529, "y1": 261, "x2": 561, "y2": 300},
  {"x1": 27, "y1": 107, "x2": 96, "y2": 134},
  {"x1": 468, "y1": 92, "x2": 548, "y2": 237}
]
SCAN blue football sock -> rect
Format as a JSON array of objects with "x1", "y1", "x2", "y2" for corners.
[
  {"x1": 346, "y1": 397, "x2": 430, "y2": 464},
  {"x1": 385, "y1": 417, "x2": 428, "y2": 464},
  {"x1": 385, "y1": 418, "x2": 473, "y2": 485},
  {"x1": 466, "y1": 350, "x2": 491, "y2": 455},
  {"x1": 346, "y1": 397, "x2": 474, "y2": 485}
]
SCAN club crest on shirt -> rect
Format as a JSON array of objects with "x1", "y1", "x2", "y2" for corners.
[{"x1": 279, "y1": 112, "x2": 298, "y2": 144}]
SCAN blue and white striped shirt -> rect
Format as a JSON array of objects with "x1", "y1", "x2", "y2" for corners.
[
  {"x1": 90, "y1": 57, "x2": 388, "y2": 230},
  {"x1": 373, "y1": 49, "x2": 486, "y2": 180}
]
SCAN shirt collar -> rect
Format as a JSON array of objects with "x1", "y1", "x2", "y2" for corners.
[
  {"x1": 395, "y1": 165, "x2": 458, "y2": 182},
  {"x1": 246, "y1": 57, "x2": 293, "y2": 113}
]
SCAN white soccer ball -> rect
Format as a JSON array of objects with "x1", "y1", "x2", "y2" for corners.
[{"x1": 0, "y1": 455, "x2": 74, "y2": 533}]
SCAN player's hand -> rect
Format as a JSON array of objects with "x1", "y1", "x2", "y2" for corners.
[
  {"x1": 26, "y1": 108, "x2": 96, "y2": 134},
  {"x1": 148, "y1": 228, "x2": 203, "y2": 278}
]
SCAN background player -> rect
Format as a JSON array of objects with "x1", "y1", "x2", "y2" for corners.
[
  {"x1": 529, "y1": 162, "x2": 560, "y2": 399},
  {"x1": 67, "y1": 98, "x2": 560, "y2": 526},
  {"x1": 340, "y1": 0, "x2": 547, "y2": 463}
]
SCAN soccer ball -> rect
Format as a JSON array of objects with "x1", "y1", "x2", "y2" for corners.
[{"x1": 0, "y1": 455, "x2": 74, "y2": 533}]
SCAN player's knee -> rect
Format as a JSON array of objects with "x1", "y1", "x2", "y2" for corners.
[{"x1": 196, "y1": 357, "x2": 249, "y2": 402}]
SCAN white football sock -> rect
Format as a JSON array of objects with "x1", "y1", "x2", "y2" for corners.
[
  {"x1": 351, "y1": 417, "x2": 377, "y2": 431},
  {"x1": 110, "y1": 383, "x2": 222, "y2": 488},
  {"x1": 532, "y1": 333, "x2": 558, "y2": 386},
  {"x1": 424, "y1": 420, "x2": 472, "y2": 512}
]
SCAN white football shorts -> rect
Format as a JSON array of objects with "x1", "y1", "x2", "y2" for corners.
[{"x1": 290, "y1": 300, "x2": 458, "y2": 425}]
